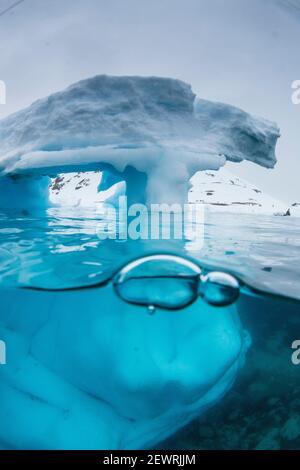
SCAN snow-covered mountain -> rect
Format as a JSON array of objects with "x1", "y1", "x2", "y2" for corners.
[
  {"x1": 189, "y1": 169, "x2": 288, "y2": 215},
  {"x1": 50, "y1": 168, "x2": 289, "y2": 215},
  {"x1": 49, "y1": 171, "x2": 124, "y2": 207}
]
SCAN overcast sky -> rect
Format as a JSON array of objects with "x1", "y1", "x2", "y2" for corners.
[{"x1": 0, "y1": 0, "x2": 299, "y2": 202}]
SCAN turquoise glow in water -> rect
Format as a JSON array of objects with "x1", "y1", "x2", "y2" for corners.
[{"x1": 0, "y1": 207, "x2": 299, "y2": 449}]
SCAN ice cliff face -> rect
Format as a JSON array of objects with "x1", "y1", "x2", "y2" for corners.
[{"x1": 0, "y1": 75, "x2": 280, "y2": 209}]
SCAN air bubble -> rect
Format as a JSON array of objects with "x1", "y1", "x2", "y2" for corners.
[
  {"x1": 200, "y1": 271, "x2": 240, "y2": 307},
  {"x1": 147, "y1": 305, "x2": 156, "y2": 315}
]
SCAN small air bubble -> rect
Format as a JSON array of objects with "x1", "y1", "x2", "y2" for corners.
[{"x1": 147, "y1": 305, "x2": 156, "y2": 315}]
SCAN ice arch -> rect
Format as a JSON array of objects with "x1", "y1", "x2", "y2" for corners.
[{"x1": 0, "y1": 75, "x2": 280, "y2": 211}]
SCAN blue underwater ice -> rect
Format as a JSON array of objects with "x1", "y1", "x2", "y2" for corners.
[{"x1": 0, "y1": 210, "x2": 251, "y2": 449}]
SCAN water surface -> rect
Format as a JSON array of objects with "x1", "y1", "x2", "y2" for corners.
[{"x1": 0, "y1": 207, "x2": 299, "y2": 450}]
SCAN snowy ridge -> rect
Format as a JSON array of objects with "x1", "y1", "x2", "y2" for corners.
[
  {"x1": 189, "y1": 169, "x2": 288, "y2": 215},
  {"x1": 49, "y1": 168, "x2": 288, "y2": 216},
  {"x1": 49, "y1": 171, "x2": 124, "y2": 207},
  {"x1": 289, "y1": 203, "x2": 300, "y2": 217}
]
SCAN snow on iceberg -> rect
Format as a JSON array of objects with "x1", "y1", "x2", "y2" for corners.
[{"x1": 0, "y1": 75, "x2": 280, "y2": 209}]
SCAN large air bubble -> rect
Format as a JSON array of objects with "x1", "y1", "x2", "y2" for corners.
[{"x1": 113, "y1": 254, "x2": 201, "y2": 310}]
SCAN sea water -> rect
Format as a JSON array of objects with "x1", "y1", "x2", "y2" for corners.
[{"x1": 0, "y1": 207, "x2": 299, "y2": 450}]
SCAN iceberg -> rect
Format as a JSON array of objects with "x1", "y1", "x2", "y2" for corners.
[
  {"x1": 0, "y1": 75, "x2": 276, "y2": 449},
  {"x1": 0, "y1": 75, "x2": 280, "y2": 210}
]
